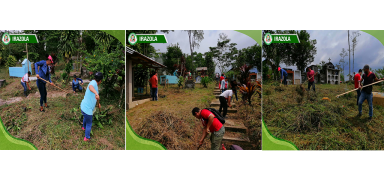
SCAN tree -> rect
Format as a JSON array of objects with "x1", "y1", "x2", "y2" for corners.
[
  {"x1": 58, "y1": 30, "x2": 81, "y2": 82},
  {"x1": 212, "y1": 33, "x2": 237, "y2": 74},
  {"x1": 350, "y1": 31, "x2": 361, "y2": 74},
  {"x1": 339, "y1": 48, "x2": 348, "y2": 81},
  {"x1": 348, "y1": 30, "x2": 351, "y2": 81},
  {"x1": 162, "y1": 43, "x2": 183, "y2": 74},
  {"x1": 204, "y1": 51, "x2": 215, "y2": 77},
  {"x1": 185, "y1": 30, "x2": 204, "y2": 64},
  {"x1": 291, "y1": 30, "x2": 317, "y2": 72}
]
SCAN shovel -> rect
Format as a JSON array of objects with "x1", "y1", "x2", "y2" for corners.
[{"x1": 336, "y1": 79, "x2": 384, "y2": 98}]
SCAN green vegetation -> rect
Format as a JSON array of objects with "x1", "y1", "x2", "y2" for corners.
[{"x1": 263, "y1": 83, "x2": 384, "y2": 150}]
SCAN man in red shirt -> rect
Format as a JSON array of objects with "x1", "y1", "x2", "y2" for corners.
[
  {"x1": 358, "y1": 65, "x2": 384, "y2": 120},
  {"x1": 192, "y1": 107, "x2": 225, "y2": 150},
  {"x1": 354, "y1": 69, "x2": 362, "y2": 106},
  {"x1": 149, "y1": 71, "x2": 158, "y2": 101},
  {"x1": 307, "y1": 67, "x2": 316, "y2": 92}
]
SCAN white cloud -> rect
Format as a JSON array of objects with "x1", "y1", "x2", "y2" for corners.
[{"x1": 152, "y1": 30, "x2": 258, "y2": 73}]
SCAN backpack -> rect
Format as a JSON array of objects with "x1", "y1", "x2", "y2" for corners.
[
  {"x1": 229, "y1": 145, "x2": 243, "y2": 150},
  {"x1": 204, "y1": 108, "x2": 225, "y2": 125}
]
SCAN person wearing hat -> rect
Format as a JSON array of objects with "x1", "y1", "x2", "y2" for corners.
[
  {"x1": 81, "y1": 72, "x2": 103, "y2": 141},
  {"x1": 35, "y1": 55, "x2": 54, "y2": 112},
  {"x1": 278, "y1": 67, "x2": 288, "y2": 86},
  {"x1": 72, "y1": 75, "x2": 84, "y2": 93},
  {"x1": 358, "y1": 65, "x2": 384, "y2": 120},
  {"x1": 21, "y1": 71, "x2": 32, "y2": 97}
]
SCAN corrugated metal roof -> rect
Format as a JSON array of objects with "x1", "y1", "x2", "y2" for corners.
[{"x1": 126, "y1": 47, "x2": 166, "y2": 68}]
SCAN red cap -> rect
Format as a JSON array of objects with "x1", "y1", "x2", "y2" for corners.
[{"x1": 278, "y1": 67, "x2": 281, "y2": 71}]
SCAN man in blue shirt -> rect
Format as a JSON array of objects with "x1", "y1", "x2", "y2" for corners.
[
  {"x1": 81, "y1": 72, "x2": 103, "y2": 141},
  {"x1": 278, "y1": 67, "x2": 288, "y2": 86},
  {"x1": 72, "y1": 75, "x2": 84, "y2": 93},
  {"x1": 35, "y1": 55, "x2": 54, "y2": 112}
]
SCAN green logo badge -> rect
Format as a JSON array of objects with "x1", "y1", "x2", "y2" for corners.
[
  {"x1": 264, "y1": 33, "x2": 272, "y2": 45},
  {"x1": 128, "y1": 33, "x2": 138, "y2": 45},
  {"x1": 2, "y1": 33, "x2": 11, "y2": 45}
]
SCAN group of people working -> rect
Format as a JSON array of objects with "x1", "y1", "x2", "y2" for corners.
[
  {"x1": 278, "y1": 64, "x2": 384, "y2": 120},
  {"x1": 20, "y1": 55, "x2": 104, "y2": 142}
]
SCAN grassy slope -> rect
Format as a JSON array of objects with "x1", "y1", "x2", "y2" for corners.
[
  {"x1": 0, "y1": 66, "x2": 125, "y2": 150},
  {"x1": 263, "y1": 82, "x2": 384, "y2": 150}
]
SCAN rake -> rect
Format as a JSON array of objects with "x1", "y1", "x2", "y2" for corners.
[
  {"x1": 38, "y1": 77, "x2": 71, "y2": 95},
  {"x1": 299, "y1": 72, "x2": 318, "y2": 91},
  {"x1": 335, "y1": 79, "x2": 384, "y2": 98}
]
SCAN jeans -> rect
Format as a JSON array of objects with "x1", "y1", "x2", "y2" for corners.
[
  {"x1": 358, "y1": 91, "x2": 373, "y2": 117},
  {"x1": 21, "y1": 82, "x2": 27, "y2": 96},
  {"x1": 82, "y1": 110, "x2": 93, "y2": 139},
  {"x1": 36, "y1": 80, "x2": 47, "y2": 106},
  {"x1": 219, "y1": 96, "x2": 228, "y2": 118},
  {"x1": 308, "y1": 81, "x2": 316, "y2": 92},
  {"x1": 356, "y1": 89, "x2": 361, "y2": 106},
  {"x1": 73, "y1": 85, "x2": 83, "y2": 92},
  {"x1": 210, "y1": 125, "x2": 225, "y2": 150},
  {"x1": 151, "y1": 88, "x2": 158, "y2": 101}
]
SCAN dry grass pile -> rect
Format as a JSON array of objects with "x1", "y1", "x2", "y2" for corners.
[{"x1": 135, "y1": 110, "x2": 209, "y2": 150}]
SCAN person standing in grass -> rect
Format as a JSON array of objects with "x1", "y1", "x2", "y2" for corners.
[
  {"x1": 219, "y1": 89, "x2": 233, "y2": 118},
  {"x1": 192, "y1": 107, "x2": 225, "y2": 150},
  {"x1": 278, "y1": 67, "x2": 288, "y2": 86},
  {"x1": 21, "y1": 71, "x2": 32, "y2": 97},
  {"x1": 358, "y1": 65, "x2": 384, "y2": 120},
  {"x1": 35, "y1": 55, "x2": 54, "y2": 112},
  {"x1": 72, "y1": 75, "x2": 84, "y2": 93},
  {"x1": 307, "y1": 67, "x2": 316, "y2": 92},
  {"x1": 149, "y1": 71, "x2": 158, "y2": 101},
  {"x1": 81, "y1": 72, "x2": 103, "y2": 141},
  {"x1": 354, "y1": 69, "x2": 363, "y2": 106}
]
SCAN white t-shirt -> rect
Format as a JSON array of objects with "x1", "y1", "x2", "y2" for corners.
[
  {"x1": 220, "y1": 90, "x2": 233, "y2": 98},
  {"x1": 21, "y1": 73, "x2": 29, "y2": 83}
]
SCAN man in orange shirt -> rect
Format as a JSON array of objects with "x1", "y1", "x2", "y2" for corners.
[
  {"x1": 354, "y1": 69, "x2": 362, "y2": 106},
  {"x1": 149, "y1": 71, "x2": 158, "y2": 101}
]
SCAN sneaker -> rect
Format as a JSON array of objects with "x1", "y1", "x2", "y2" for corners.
[
  {"x1": 84, "y1": 137, "x2": 90, "y2": 141},
  {"x1": 82, "y1": 127, "x2": 85, "y2": 131}
]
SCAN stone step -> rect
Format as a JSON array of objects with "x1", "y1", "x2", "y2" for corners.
[
  {"x1": 214, "y1": 87, "x2": 219, "y2": 89},
  {"x1": 208, "y1": 105, "x2": 237, "y2": 113},
  {"x1": 222, "y1": 133, "x2": 250, "y2": 144},
  {"x1": 224, "y1": 119, "x2": 247, "y2": 133},
  {"x1": 211, "y1": 99, "x2": 236, "y2": 107}
]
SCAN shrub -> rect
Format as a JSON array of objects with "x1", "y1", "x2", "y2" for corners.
[
  {"x1": 177, "y1": 76, "x2": 184, "y2": 89},
  {"x1": 5, "y1": 55, "x2": 17, "y2": 70},
  {"x1": 201, "y1": 76, "x2": 212, "y2": 88}
]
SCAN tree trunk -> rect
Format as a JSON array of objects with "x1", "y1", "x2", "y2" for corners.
[{"x1": 348, "y1": 30, "x2": 350, "y2": 81}]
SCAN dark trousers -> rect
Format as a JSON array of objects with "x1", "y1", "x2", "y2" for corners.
[
  {"x1": 36, "y1": 80, "x2": 47, "y2": 106},
  {"x1": 219, "y1": 96, "x2": 228, "y2": 118},
  {"x1": 283, "y1": 76, "x2": 287, "y2": 85},
  {"x1": 308, "y1": 81, "x2": 316, "y2": 92},
  {"x1": 21, "y1": 82, "x2": 28, "y2": 96},
  {"x1": 151, "y1": 87, "x2": 158, "y2": 101},
  {"x1": 356, "y1": 89, "x2": 361, "y2": 106},
  {"x1": 232, "y1": 89, "x2": 238, "y2": 101}
]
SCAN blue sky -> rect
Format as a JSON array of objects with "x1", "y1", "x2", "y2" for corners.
[
  {"x1": 276, "y1": 30, "x2": 384, "y2": 78},
  {"x1": 152, "y1": 30, "x2": 258, "y2": 73}
]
